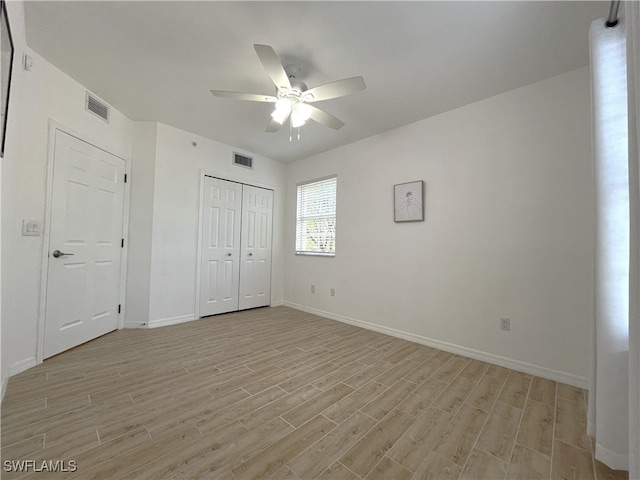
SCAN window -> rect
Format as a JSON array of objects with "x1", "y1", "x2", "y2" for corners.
[{"x1": 296, "y1": 176, "x2": 337, "y2": 256}]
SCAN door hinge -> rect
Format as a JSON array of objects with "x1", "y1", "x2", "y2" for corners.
[
  {"x1": 124, "y1": 173, "x2": 128, "y2": 183},
  {"x1": 118, "y1": 304, "x2": 121, "y2": 314},
  {"x1": 121, "y1": 238, "x2": 124, "y2": 248}
]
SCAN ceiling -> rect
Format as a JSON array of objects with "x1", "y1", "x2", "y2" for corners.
[{"x1": 24, "y1": 1, "x2": 608, "y2": 163}]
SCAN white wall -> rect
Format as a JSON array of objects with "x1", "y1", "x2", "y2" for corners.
[
  {"x1": 125, "y1": 122, "x2": 157, "y2": 327},
  {"x1": 1, "y1": 1, "x2": 134, "y2": 384},
  {"x1": 284, "y1": 67, "x2": 594, "y2": 386},
  {"x1": 0, "y1": 1, "x2": 15, "y2": 402},
  {"x1": 140, "y1": 123, "x2": 285, "y2": 326},
  {"x1": 2, "y1": 0, "x2": 29, "y2": 402},
  {"x1": 0, "y1": 156, "x2": 3, "y2": 399}
]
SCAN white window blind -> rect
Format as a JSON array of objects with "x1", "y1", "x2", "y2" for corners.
[{"x1": 296, "y1": 176, "x2": 337, "y2": 256}]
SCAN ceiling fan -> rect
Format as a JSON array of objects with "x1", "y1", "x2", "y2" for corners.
[{"x1": 211, "y1": 44, "x2": 366, "y2": 134}]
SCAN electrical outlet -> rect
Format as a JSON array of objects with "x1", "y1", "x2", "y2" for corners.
[
  {"x1": 311, "y1": 284, "x2": 316, "y2": 294},
  {"x1": 500, "y1": 317, "x2": 511, "y2": 331},
  {"x1": 330, "y1": 288, "x2": 335, "y2": 297}
]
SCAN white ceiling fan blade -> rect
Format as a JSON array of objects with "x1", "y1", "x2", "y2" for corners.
[
  {"x1": 309, "y1": 105, "x2": 345, "y2": 130},
  {"x1": 210, "y1": 90, "x2": 277, "y2": 102},
  {"x1": 304, "y1": 76, "x2": 366, "y2": 102},
  {"x1": 254, "y1": 44, "x2": 291, "y2": 91},
  {"x1": 265, "y1": 117, "x2": 284, "y2": 133}
]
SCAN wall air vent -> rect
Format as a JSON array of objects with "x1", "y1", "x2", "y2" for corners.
[
  {"x1": 233, "y1": 152, "x2": 253, "y2": 169},
  {"x1": 85, "y1": 92, "x2": 110, "y2": 123}
]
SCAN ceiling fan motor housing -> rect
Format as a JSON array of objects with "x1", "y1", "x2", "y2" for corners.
[
  {"x1": 282, "y1": 64, "x2": 309, "y2": 97},
  {"x1": 289, "y1": 78, "x2": 308, "y2": 94}
]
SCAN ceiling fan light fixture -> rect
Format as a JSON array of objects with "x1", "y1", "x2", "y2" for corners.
[
  {"x1": 271, "y1": 108, "x2": 289, "y2": 125},
  {"x1": 274, "y1": 97, "x2": 292, "y2": 112},
  {"x1": 271, "y1": 97, "x2": 292, "y2": 124},
  {"x1": 295, "y1": 102, "x2": 312, "y2": 122},
  {"x1": 290, "y1": 109, "x2": 306, "y2": 128}
]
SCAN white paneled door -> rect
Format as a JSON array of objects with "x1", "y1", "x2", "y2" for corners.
[
  {"x1": 44, "y1": 130, "x2": 126, "y2": 358},
  {"x1": 200, "y1": 177, "x2": 243, "y2": 316},
  {"x1": 199, "y1": 177, "x2": 273, "y2": 317},
  {"x1": 239, "y1": 185, "x2": 273, "y2": 310}
]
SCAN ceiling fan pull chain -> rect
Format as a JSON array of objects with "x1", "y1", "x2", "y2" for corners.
[
  {"x1": 297, "y1": 127, "x2": 301, "y2": 141},
  {"x1": 289, "y1": 122, "x2": 292, "y2": 142}
]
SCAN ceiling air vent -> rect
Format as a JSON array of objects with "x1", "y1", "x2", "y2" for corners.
[
  {"x1": 233, "y1": 152, "x2": 253, "y2": 169},
  {"x1": 85, "y1": 92, "x2": 110, "y2": 123}
]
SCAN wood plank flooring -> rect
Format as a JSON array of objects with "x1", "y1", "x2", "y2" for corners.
[{"x1": 0, "y1": 306, "x2": 629, "y2": 479}]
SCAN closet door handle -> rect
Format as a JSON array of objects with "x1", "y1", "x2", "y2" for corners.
[
  {"x1": 226, "y1": 252, "x2": 232, "y2": 257},
  {"x1": 52, "y1": 250, "x2": 74, "y2": 258},
  {"x1": 248, "y1": 253, "x2": 253, "y2": 256}
]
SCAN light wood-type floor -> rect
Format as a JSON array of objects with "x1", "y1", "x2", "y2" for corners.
[{"x1": 1, "y1": 307, "x2": 629, "y2": 480}]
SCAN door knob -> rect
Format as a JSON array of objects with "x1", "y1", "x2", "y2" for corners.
[
  {"x1": 248, "y1": 253, "x2": 253, "y2": 256},
  {"x1": 226, "y1": 252, "x2": 232, "y2": 257},
  {"x1": 52, "y1": 250, "x2": 74, "y2": 258}
]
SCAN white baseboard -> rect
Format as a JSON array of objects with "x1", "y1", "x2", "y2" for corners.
[
  {"x1": 1, "y1": 373, "x2": 8, "y2": 403},
  {"x1": 144, "y1": 314, "x2": 195, "y2": 329},
  {"x1": 3, "y1": 357, "x2": 39, "y2": 402},
  {"x1": 283, "y1": 301, "x2": 588, "y2": 389},
  {"x1": 124, "y1": 321, "x2": 148, "y2": 329},
  {"x1": 9, "y1": 357, "x2": 37, "y2": 377},
  {"x1": 129, "y1": 304, "x2": 284, "y2": 329}
]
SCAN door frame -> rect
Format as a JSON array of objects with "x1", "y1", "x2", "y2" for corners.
[
  {"x1": 36, "y1": 120, "x2": 131, "y2": 364},
  {"x1": 194, "y1": 170, "x2": 275, "y2": 320}
]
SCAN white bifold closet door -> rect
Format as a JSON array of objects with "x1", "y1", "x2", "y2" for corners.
[
  {"x1": 239, "y1": 184, "x2": 274, "y2": 310},
  {"x1": 199, "y1": 176, "x2": 273, "y2": 317}
]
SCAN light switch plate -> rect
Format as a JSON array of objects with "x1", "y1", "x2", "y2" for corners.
[{"x1": 22, "y1": 219, "x2": 41, "y2": 236}]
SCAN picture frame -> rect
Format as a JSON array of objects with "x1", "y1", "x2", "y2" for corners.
[
  {"x1": 0, "y1": 0, "x2": 14, "y2": 158},
  {"x1": 394, "y1": 180, "x2": 424, "y2": 222}
]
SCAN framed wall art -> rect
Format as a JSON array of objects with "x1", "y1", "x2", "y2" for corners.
[
  {"x1": 394, "y1": 180, "x2": 424, "y2": 222},
  {"x1": 0, "y1": 0, "x2": 13, "y2": 158}
]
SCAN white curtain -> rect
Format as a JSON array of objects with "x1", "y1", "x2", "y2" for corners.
[
  {"x1": 624, "y1": 3, "x2": 640, "y2": 479},
  {"x1": 587, "y1": 14, "x2": 631, "y2": 472},
  {"x1": 589, "y1": 5, "x2": 640, "y2": 474}
]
